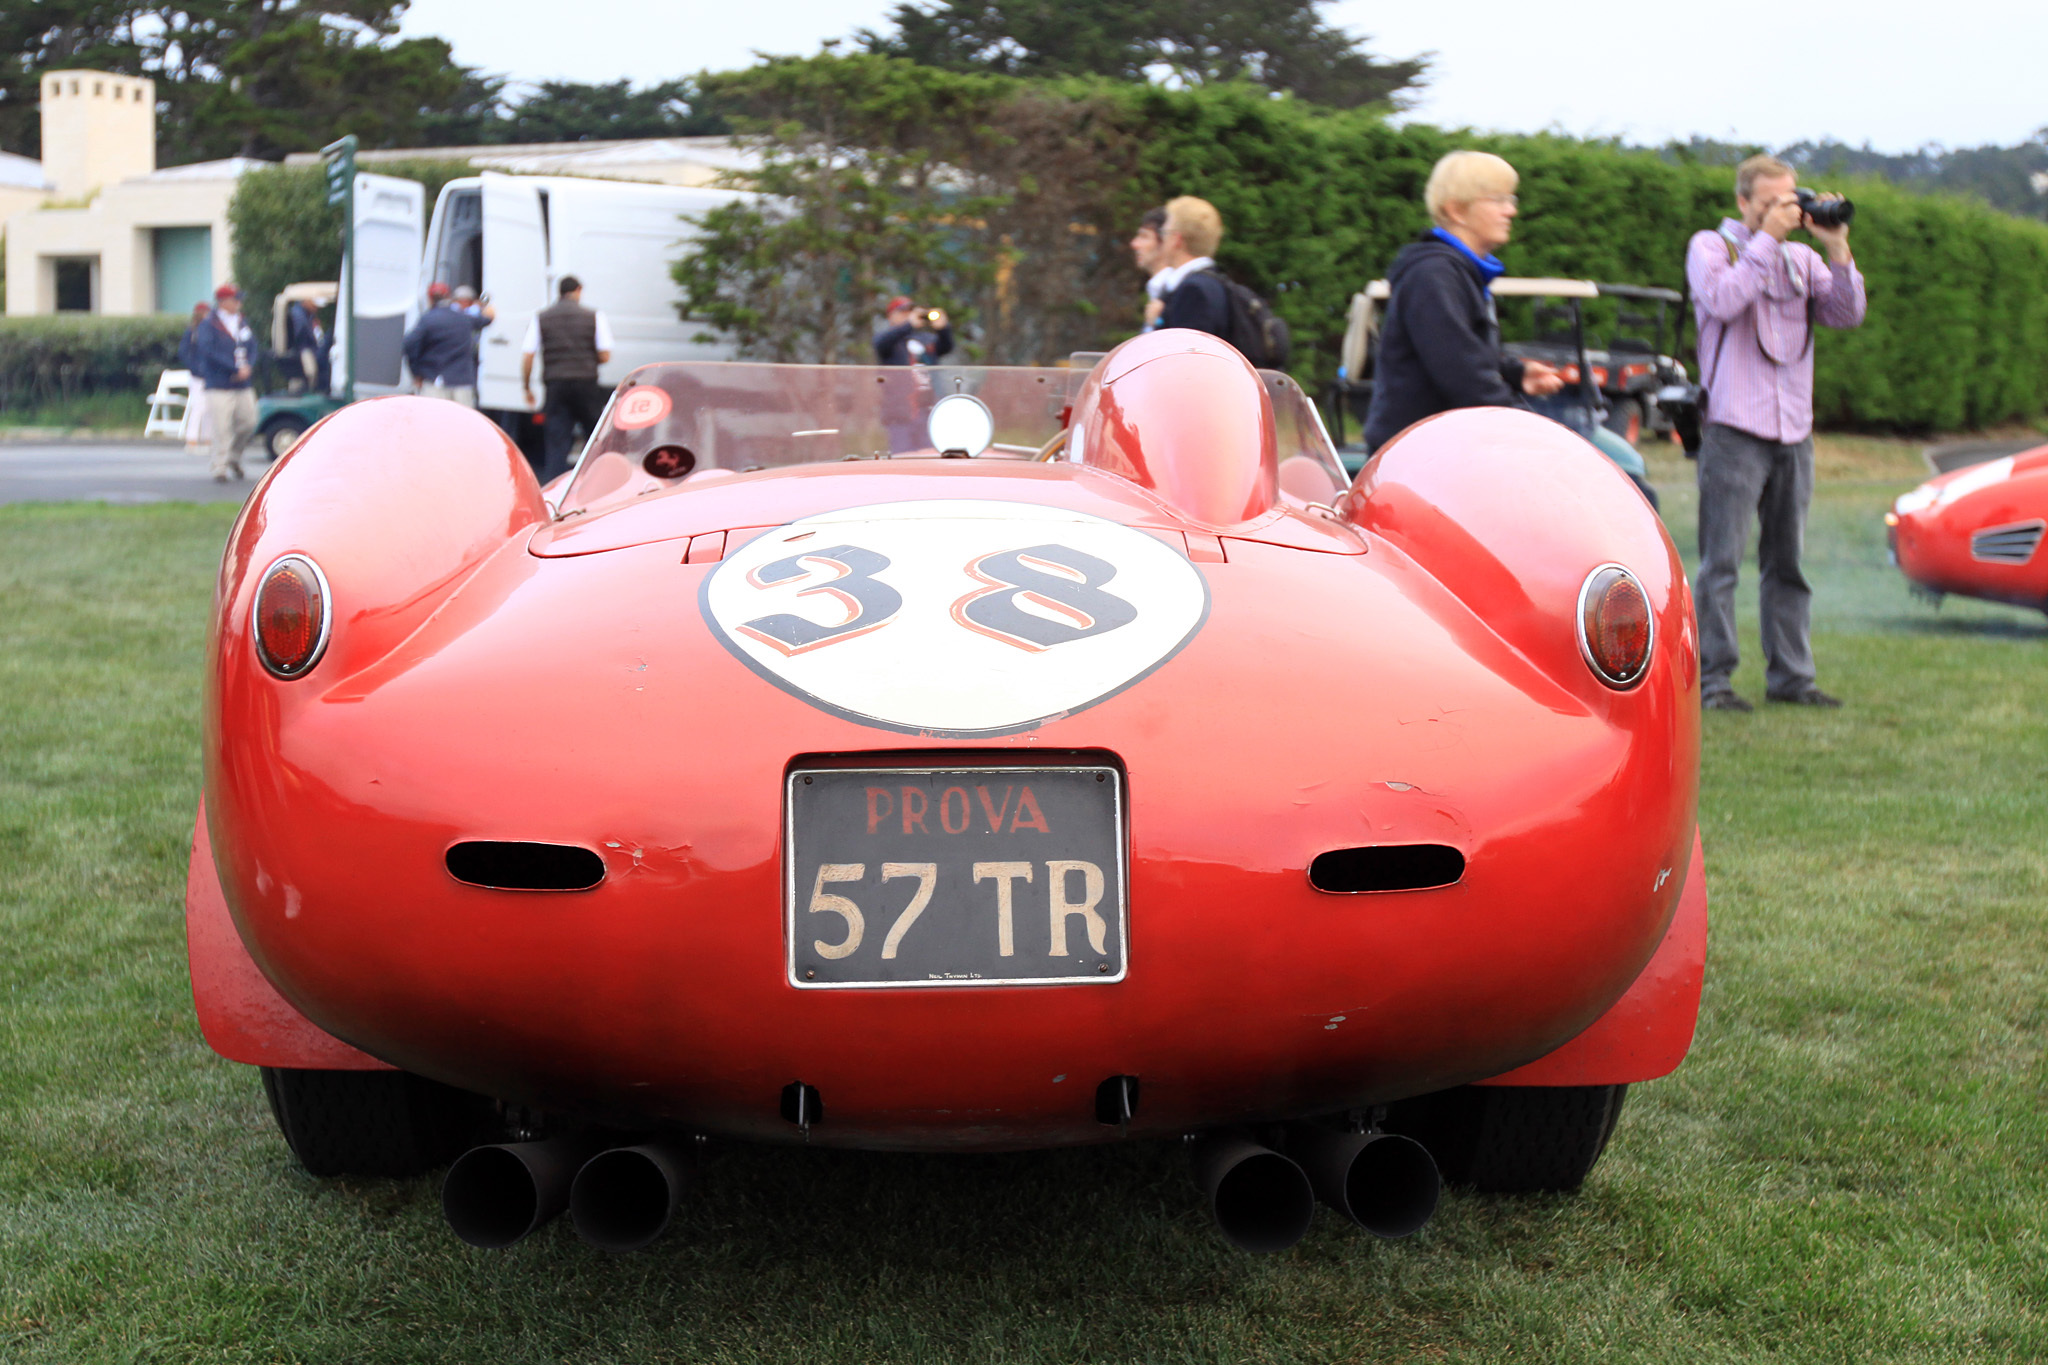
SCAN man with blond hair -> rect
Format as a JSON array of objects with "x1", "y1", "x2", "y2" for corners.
[
  {"x1": 1155, "y1": 196, "x2": 1231, "y2": 338},
  {"x1": 1689, "y1": 154, "x2": 1864, "y2": 712},
  {"x1": 1361, "y1": 150, "x2": 1563, "y2": 453}
]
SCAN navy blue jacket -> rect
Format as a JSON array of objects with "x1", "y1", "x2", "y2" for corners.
[
  {"x1": 403, "y1": 305, "x2": 489, "y2": 386},
  {"x1": 187, "y1": 312, "x2": 254, "y2": 390},
  {"x1": 1160, "y1": 269, "x2": 1230, "y2": 338},
  {"x1": 1361, "y1": 234, "x2": 1528, "y2": 452}
]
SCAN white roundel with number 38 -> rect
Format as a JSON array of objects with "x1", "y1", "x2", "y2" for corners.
[{"x1": 700, "y1": 499, "x2": 1210, "y2": 736}]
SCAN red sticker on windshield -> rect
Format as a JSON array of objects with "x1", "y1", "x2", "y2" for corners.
[{"x1": 613, "y1": 386, "x2": 672, "y2": 430}]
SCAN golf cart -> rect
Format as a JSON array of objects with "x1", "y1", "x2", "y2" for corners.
[
  {"x1": 255, "y1": 282, "x2": 343, "y2": 461},
  {"x1": 1505, "y1": 283, "x2": 1688, "y2": 446},
  {"x1": 1336, "y1": 278, "x2": 1660, "y2": 507}
]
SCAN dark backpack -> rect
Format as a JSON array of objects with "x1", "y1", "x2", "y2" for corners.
[{"x1": 1206, "y1": 268, "x2": 1292, "y2": 370}]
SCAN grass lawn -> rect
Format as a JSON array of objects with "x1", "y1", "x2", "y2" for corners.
[{"x1": 4, "y1": 443, "x2": 2047, "y2": 1363}]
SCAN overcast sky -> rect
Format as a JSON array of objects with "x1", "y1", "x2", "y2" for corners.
[{"x1": 397, "y1": 0, "x2": 2047, "y2": 152}]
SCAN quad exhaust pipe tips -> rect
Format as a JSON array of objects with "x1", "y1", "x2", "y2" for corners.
[
  {"x1": 1190, "y1": 1126, "x2": 1441, "y2": 1252},
  {"x1": 444, "y1": 1124, "x2": 1436, "y2": 1253},
  {"x1": 443, "y1": 1137, "x2": 699, "y2": 1250}
]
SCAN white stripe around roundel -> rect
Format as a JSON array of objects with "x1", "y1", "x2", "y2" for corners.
[{"x1": 700, "y1": 500, "x2": 1209, "y2": 736}]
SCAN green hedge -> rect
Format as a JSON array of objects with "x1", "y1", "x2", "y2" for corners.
[
  {"x1": 0, "y1": 315, "x2": 187, "y2": 409},
  {"x1": 1121, "y1": 86, "x2": 2048, "y2": 431}
]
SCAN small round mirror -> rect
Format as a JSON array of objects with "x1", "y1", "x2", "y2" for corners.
[{"x1": 925, "y1": 393, "x2": 995, "y2": 457}]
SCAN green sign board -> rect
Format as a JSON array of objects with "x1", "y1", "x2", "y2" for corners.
[{"x1": 321, "y1": 134, "x2": 357, "y2": 208}]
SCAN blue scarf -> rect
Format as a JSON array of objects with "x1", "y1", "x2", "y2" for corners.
[{"x1": 1431, "y1": 228, "x2": 1506, "y2": 289}]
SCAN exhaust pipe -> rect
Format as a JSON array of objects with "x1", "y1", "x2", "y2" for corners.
[
  {"x1": 1288, "y1": 1125, "x2": 1439, "y2": 1238},
  {"x1": 442, "y1": 1138, "x2": 589, "y2": 1248},
  {"x1": 1190, "y1": 1132, "x2": 1316, "y2": 1253},
  {"x1": 569, "y1": 1141, "x2": 697, "y2": 1252}
]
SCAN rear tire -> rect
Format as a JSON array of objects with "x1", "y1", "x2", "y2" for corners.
[
  {"x1": 1602, "y1": 397, "x2": 1644, "y2": 445},
  {"x1": 260, "y1": 1067, "x2": 489, "y2": 1178},
  {"x1": 1384, "y1": 1083, "x2": 1627, "y2": 1193}
]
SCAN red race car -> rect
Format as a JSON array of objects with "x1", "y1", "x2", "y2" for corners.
[
  {"x1": 187, "y1": 330, "x2": 1706, "y2": 1254},
  {"x1": 1889, "y1": 443, "x2": 2048, "y2": 612}
]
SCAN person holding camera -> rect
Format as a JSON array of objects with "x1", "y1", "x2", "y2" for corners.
[
  {"x1": 873, "y1": 296, "x2": 953, "y2": 367},
  {"x1": 1688, "y1": 155, "x2": 1865, "y2": 712},
  {"x1": 874, "y1": 296, "x2": 953, "y2": 452}
]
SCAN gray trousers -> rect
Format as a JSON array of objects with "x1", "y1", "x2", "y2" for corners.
[{"x1": 1696, "y1": 422, "x2": 1816, "y2": 697}]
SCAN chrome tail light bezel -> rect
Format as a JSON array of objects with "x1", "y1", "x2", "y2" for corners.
[
  {"x1": 1576, "y1": 562, "x2": 1654, "y2": 690},
  {"x1": 251, "y1": 552, "x2": 333, "y2": 679}
]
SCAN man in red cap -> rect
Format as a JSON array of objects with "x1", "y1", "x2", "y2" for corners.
[
  {"x1": 872, "y1": 296, "x2": 953, "y2": 452},
  {"x1": 186, "y1": 282, "x2": 258, "y2": 481},
  {"x1": 873, "y1": 296, "x2": 951, "y2": 367}
]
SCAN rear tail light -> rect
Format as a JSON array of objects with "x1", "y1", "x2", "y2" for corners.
[
  {"x1": 1577, "y1": 563, "x2": 1652, "y2": 688},
  {"x1": 252, "y1": 554, "x2": 331, "y2": 678}
]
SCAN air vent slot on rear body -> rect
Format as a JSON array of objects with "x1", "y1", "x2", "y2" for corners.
[
  {"x1": 446, "y1": 841, "x2": 606, "y2": 891},
  {"x1": 1970, "y1": 520, "x2": 2044, "y2": 565},
  {"x1": 1309, "y1": 845, "x2": 1465, "y2": 894}
]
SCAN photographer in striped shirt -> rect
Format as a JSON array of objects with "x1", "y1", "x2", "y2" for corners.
[{"x1": 1688, "y1": 155, "x2": 1866, "y2": 712}]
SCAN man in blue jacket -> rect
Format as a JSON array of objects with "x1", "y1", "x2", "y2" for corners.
[
  {"x1": 187, "y1": 283, "x2": 258, "y2": 481},
  {"x1": 1362, "y1": 151, "x2": 1563, "y2": 453},
  {"x1": 403, "y1": 282, "x2": 495, "y2": 406}
]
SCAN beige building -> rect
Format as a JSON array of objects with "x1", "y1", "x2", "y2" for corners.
[{"x1": 4, "y1": 69, "x2": 253, "y2": 318}]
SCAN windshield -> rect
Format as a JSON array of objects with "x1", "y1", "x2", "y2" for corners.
[{"x1": 557, "y1": 359, "x2": 1345, "y2": 517}]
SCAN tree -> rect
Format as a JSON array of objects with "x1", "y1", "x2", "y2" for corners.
[
  {"x1": 858, "y1": 0, "x2": 1426, "y2": 109},
  {"x1": 483, "y1": 79, "x2": 729, "y2": 143},
  {"x1": 0, "y1": 3, "x2": 488, "y2": 164},
  {"x1": 678, "y1": 57, "x2": 1006, "y2": 363}
]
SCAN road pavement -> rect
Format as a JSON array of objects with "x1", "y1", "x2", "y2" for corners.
[{"x1": 0, "y1": 439, "x2": 258, "y2": 505}]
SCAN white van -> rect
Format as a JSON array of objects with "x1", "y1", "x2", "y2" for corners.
[{"x1": 424, "y1": 172, "x2": 751, "y2": 423}]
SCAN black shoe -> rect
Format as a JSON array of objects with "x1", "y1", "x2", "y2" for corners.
[
  {"x1": 1767, "y1": 686, "x2": 1842, "y2": 708},
  {"x1": 1701, "y1": 690, "x2": 1753, "y2": 713}
]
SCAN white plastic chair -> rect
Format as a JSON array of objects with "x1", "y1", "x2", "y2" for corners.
[{"x1": 144, "y1": 369, "x2": 193, "y2": 439}]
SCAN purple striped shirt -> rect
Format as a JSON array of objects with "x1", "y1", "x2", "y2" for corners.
[{"x1": 1687, "y1": 218, "x2": 1866, "y2": 443}]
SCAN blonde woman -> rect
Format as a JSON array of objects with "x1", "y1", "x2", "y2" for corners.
[{"x1": 1361, "y1": 150, "x2": 1563, "y2": 453}]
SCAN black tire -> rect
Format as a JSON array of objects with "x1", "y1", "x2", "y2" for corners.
[
  {"x1": 260, "y1": 1067, "x2": 490, "y2": 1178},
  {"x1": 1384, "y1": 1083, "x2": 1627, "y2": 1193},
  {"x1": 1601, "y1": 396, "x2": 1645, "y2": 445},
  {"x1": 261, "y1": 415, "x2": 309, "y2": 461}
]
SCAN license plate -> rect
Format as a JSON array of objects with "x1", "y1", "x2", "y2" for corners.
[{"x1": 785, "y1": 765, "x2": 1127, "y2": 988}]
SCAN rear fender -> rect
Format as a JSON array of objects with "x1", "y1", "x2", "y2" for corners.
[
  {"x1": 215, "y1": 395, "x2": 548, "y2": 683},
  {"x1": 185, "y1": 802, "x2": 391, "y2": 1070},
  {"x1": 1476, "y1": 829, "x2": 1707, "y2": 1086},
  {"x1": 1340, "y1": 406, "x2": 1697, "y2": 703}
]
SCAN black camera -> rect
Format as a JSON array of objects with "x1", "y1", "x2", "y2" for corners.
[
  {"x1": 1656, "y1": 383, "x2": 1704, "y2": 457},
  {"x1": 1795, "y1": 187, "x2": 1854, "y2": 229}
]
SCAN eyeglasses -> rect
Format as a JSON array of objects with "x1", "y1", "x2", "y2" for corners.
[{"x1": 1477, "y1": 194, "x2": 1519, "y2": 208}]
